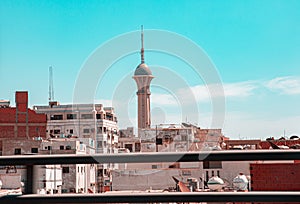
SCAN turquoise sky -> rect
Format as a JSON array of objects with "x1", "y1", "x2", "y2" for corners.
[{"x1": 1, "y1": 0, "x2": 300, "y2": 139}]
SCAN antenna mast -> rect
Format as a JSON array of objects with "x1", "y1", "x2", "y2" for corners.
[
  {"x1": 141, "y1": 25, "x2": 145, "y2": 64},
  {"x1": 49, "y1": 66, "x2": 54, "y2": 102}
]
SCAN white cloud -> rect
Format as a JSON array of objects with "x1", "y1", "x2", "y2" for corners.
[
  {"x1": 266, "y1": 76, "x2": 300, "y2": 95},
  {"x1": 180, "y1": 81, "x2": 258, "y2": 103},
  {"x1": 223, "y1": 81, "x2": 257, "y2": 97}
]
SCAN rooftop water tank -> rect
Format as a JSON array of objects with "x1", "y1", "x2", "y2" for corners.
[
  {"x1": 233, "y1": 173, "x2": 249, "y2": 191},
  {"x1": 207, "y1": 176, "x2": 224, "y2": 191}
]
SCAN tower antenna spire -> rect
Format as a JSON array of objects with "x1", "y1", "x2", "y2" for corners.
[{"x1": 141, "y1": 25, "x2": 145, "y2": 64}]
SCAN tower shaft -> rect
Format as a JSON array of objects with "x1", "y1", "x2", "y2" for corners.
[
  {"x1": 133, "y1": 76, "x2": 153, "y2": 129},
  {"x1": 133, "y1": 26, "x2": 154, "y2": 130}
]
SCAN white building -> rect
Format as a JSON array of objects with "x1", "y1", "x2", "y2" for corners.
[
  {"x1": 39, "y1": 139, "x2": 94, "y2": 193},
  {"x1": 33, "y1": 102, "x2": 119, "y2": 154},
  {"x1": 33, "y1": 102, "x2": 119, "y2": 192}
]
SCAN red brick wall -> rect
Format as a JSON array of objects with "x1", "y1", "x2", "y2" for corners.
[
  {"x1": 250, "y1": 163, "x2": 300, "y2": 191},
  {"x1": 260, "y1": 140, "x2": 300, "y2": 149},
  {"x1": 16, "y1": 91, "x2": 28, "y2": 112},
  {"x1": 0, "y1": 91, "x2": 47, "y2": 139}
]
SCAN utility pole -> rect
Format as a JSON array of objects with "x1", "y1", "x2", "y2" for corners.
[{"x1": 49, "y1": 66, "x2": 54, "y2": 102}]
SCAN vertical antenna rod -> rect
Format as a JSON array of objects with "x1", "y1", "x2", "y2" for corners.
[
  {"x1": 49, "y1": 66, "x2": 54, "y2": 102},
  {"x1": 141, "y1": 25, "x2": 145, "y2": 64}
]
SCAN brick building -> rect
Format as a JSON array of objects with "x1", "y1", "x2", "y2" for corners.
[
  {"x1": 250, "y1": 162, "x2": 300, "y2": 191},
  {"x1": 0, "y1": 91, "x2": 47, "y2": 140}
]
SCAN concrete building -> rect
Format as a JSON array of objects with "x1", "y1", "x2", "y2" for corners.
[
  {"x1": 138, "y1": 124, "x2": 195, "y2": 152},
  {"x1": 0, "y1": 91, "x2": 47, "y2": 141},
  {"x1": 118, "y1": 127, "x2": 140, "y2": 152},
  {"x1": 112, "y1": 123, "x2": 235, "y2": 191},
  {"x1": 33, "y1": 103, "x2": 118, "y2": 154},
  {"x1": 33, "y1": 102, "x2": 119, "y2": 192},
  {"x1": 132, "y1": 27, "x2": 154, "y2": 130},
  {"x1": 39, "y1": 139, "x2": 95, "y2": 194},
  {"x1": 0, "y1": 137, "x2": 97, "y2": 194}
]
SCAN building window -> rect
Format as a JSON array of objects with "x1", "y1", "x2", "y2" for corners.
[
  {"x1": 66, "y1": 145, "x2": 71, "y2": 150},
  {"x1": 97, "y1": 169, "x2": 103, "y2": 177},
  {"x1": 50, "y1": 114, "x2": 63, "y2": 120},
  {"x1": 96, "y1": 114, "x2": 101, "y2": 119},
  {"x1": 97, "y1": 127, "x2": 102, "y2": 133},
  {"x1": 217, "y1": 170, "x2": 220, "y2": 177},
  {"x1": 67, "y1": 114, "x2": 77, "y2": 119},
  {"x1": 60, "y1": 146, "x2": 64, "y2": 150},
  {"x1": 152, "y1": 165, "x2": 158, "y2": 169},
  {"x1": 97, "y1": 141, "x2": 102, "y2": 148},
  {"x1": 70, "y1": 129, "x2": 73, "y2": 134},
  {"x1": 14, "y1": 148, "x2": 21, "y2": 155},
  {"x1": 31, "y1": 148, "x2": 38, "y2": 153},
  {"x1": 125, "y1": 144, "x2": 133, "y2": 152},
  {"x1": 48, "y1": 146, "x2": 52, "y2": 150},
  {"x1": 54, "y1": 129, "x2": 60, "y2": 134},
  {"x1": 135, "y1": 143, "x2": 141, "y2": 152},
  {"x1": 83, "y1": 129, "x2": 90, "y2": 134},
  {"x1": 81, "y1": 114, "x2": 93, "y2": 119},
  {"x1": 62, "y1": 167, "x2": 69, "y2": 173},
  {"x1": 203, "y1": 161, "x2": 222, "y2": 169}
]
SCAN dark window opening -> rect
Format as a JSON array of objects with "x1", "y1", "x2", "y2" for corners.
[
  {"x1": 69, "y1": 129, "x2": 73, "y2": 134},
  {"x1": 156, "y1": 138, "x2": 163, "y2": 145},
  {"x1": 97, "y1": 169, "x2": 103, "y2": 177},
  {"x1": 31, "y1": 148, "x2": 38, "y2": 153},
  {"x1": 135, "y1": 143, "x2": 141, "y2": 152},
  {"x1": 97, "y1": 127, "x2": 102, "y2": 133},
  {"x1": 152, "y1": 165, "x2": 158, "y2": 169},
  {"x1": 60, "y1": 146, "x2": 64, "y2": 150},
  {"x1": 14, "y1": 148, "x2": 21, "y2": 155},
  {"x1": 125, "y1": 144, "x2": 133, "y2": 152},
  {"x1": 62, "y1": 167, "x2": 69, "y2": 173},
  {"x1": 81, "y1": 114, "x2": 93, "y2": 119},
  {"x1": 203, "y1": 161, "x2": 222, "y2": 169},
  {"x1": 67, "y1": 114, "x2": 77, "y2": 119},
  {"x1": 97, "y1": 141, "x2": 102, "y2": 148},
  {"x1": 54, "y1": 129, "x2": 60, "y2": 134},
  {"x1": 50, "y1": 115, "x2": 63, "y2": 120},
  {"x1": 66, "y1": 145, "x2": 71, "y2": 150}
]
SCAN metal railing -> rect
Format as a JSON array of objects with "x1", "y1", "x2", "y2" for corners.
[{"x1": 0, "y1": 150, "x2": 300, "y2": 203}]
